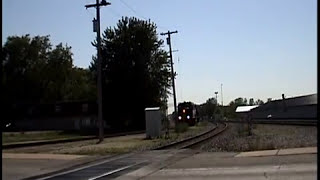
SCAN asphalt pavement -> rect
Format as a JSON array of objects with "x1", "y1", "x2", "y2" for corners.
[{"x1": 2, "y1": 147, "x2": 317, "y2": 180}]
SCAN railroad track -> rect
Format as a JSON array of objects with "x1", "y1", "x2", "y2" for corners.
[{"x1": 156, "y1": 122, "x2": 228, "y2": 150}]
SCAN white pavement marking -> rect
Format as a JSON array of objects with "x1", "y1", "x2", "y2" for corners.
[
  {"x1": 235, "y1": 147, "x2": 318, "y2": 157},
  {"x1": 278, "y1": 147, "x2": 317, "y2": 156},
  {"x1": 235, "y1": 149, "x2": 279, "y2": 157},
  {"x1": 35, "y1": 153, "x2": 135, "y2": 180},
  {"x1": 152, "y1": 163, "x2": 316, "y2": 176},
  {"x1": 87, "y1": 162, "x2": 144, "y2": 180}
]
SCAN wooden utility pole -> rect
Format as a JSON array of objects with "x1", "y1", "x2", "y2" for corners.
[
  {"x1": 160, "y1": 30, "x2": 178, "y2": 123},
  {"x1": 221, "y1": 83, "x2": 223, "y2": 106},
  {"x1": 85, "y1": 0, "x2": 111, "y2": 143},
  {"x1": 221, "y1": 83, "x2": 224, "y2": 120}
]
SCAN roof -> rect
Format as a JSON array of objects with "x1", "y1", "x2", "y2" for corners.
[
  {"x1": 235, "y1": 105, "x2": 259, "y2": 113},
  {"x1": 271, "y1": 94, "x2": 317, "y2": 106},
  {"x1": 145, "y1": 107, "x2": 160, "y2": 111},
  {"x1": 252, "y1": 93, "x2": 317, "y2": 112}
]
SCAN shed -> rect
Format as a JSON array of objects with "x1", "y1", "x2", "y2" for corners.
[{"x1": 145, "y1": 107, "x2": 162, "y2": 139}]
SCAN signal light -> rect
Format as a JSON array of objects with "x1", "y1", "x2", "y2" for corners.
[{"x1": 183, "y1": 109, "x2": 185, "y2": 113}]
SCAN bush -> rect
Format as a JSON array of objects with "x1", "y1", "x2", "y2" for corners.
[{"x1": 175, "y1": 122, "x2": 189, "y2": 133}]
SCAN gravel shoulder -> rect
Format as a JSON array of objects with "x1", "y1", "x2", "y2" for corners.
[{"x1": 201, "y1": 123, "x2": 317, "y2": 152}]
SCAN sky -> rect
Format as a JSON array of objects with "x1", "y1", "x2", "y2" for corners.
[{"x1": 3, "y1": 0, "x2": 317, "y2": 113}]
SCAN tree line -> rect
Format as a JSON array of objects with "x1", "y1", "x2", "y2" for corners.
[
  {"x1": 2, "y1": 35, "x2": 97, "y2": 104},
  {"x1": 197, "y1": 97, "x2": 265, "y2": 120},
  {"x1": 1, "y1": 17, "x2": 172, "y2": 130}
]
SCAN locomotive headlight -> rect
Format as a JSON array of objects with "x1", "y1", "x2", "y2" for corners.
[
  {"x1": 187, "y1": 115, "x2": 190, "y2": 119},
  {"x1": 178, "y1": 116, "x2": 182, "y2": 120}
]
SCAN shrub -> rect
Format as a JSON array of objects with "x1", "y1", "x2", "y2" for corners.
[{"x1": 175, "y1": 122, "x2": 189, "y2": 133}]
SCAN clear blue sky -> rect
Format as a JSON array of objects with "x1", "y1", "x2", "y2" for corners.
[{"x1": 3, "y1": 0, "x2": 317, "y2": 113}]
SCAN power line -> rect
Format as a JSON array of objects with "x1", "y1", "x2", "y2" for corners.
[
  {"x1": 85, "y1": 5, "x2": 96, "y2": 17},
  {"x1": 119, "y1": 0, "x2": 147, "y2": 19},
  {"x1": 108, "y1": 7, "x2": 123, "y2": 19},
  {"x1": 118, "y1": 0, "x2": 170, "y2": 32}
]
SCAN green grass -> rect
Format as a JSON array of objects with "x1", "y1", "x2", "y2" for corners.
[
  {"x1": 175, "y1": 122, "x2": 189, "y2": 133},
  {"x1": 2, "y1": 131, "x2": 85, "y2": 144},
  {"x1": 2, "y1": 123, "x2": 214, "y2": 156},
  {"x1": 53, "y1": 123, "x2": 211, "y2": 155}
]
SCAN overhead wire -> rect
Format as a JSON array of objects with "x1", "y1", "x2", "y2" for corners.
[{"x1": 118, "y1": 0, "x2": 171, "y2": 32}]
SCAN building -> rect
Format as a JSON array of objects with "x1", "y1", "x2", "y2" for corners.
[
  {"x1": 235, "y1": 105, "x2": 259, "y2": 121},
  {"x1": 251, "y1": 94, "x2": 317, "y2": 120},
  {"x1": 3, "y1": 101, "x2": 99, "y2": 131}
]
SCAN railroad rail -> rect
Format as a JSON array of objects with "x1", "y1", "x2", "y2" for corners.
[{"x1": 156, "y1": 122, "x2": 228, "y2": 150}]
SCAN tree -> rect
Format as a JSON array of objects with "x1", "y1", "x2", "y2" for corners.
[
  {"x1": 233, "y1": 97, "x2": 247, "y2": 106},
  {"x1": 89, "y1": 17, "x2": 171, "y2": 129},
  {"x1": 43, "y1": 43, "x2": 73, "y2": 102},
  {"x1": 249, "y1": 98, "x2": 254, "y2": 105},
  {"x1": 224, "y1": 97, "x2": 248, "y2": 119},
  {"x1": 2, "y1": 34, "x2": 95, "y2": 104},
  {"x1": 255, "y1": 99, "x2": 264, "y2": 105},
  {"x1": 2, "y1": 35, "x2": 52, "y2": 104},
  {"x1": 63, "y1": 67, "x2": 97, "y2": 101},
  {"x1": 196, "y1": 97, "x2": 219, "y2": 120}
]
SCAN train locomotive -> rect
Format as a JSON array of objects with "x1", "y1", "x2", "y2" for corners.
[{"x1": 177, "y1": 102, "x2": 199, "y2": 126}]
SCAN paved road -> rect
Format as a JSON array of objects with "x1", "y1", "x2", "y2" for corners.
[
  {"x1": 117, "y1": 148, "x2": 317, "y2": 180},
  {"x1": 3, "y1": 147, "x2": 317, "y2": 180},
  {"x1": 3, "y1": 150, "x2": 187, "y2": 180},
  {"x1": 145, "y1": 163, "x2": 316, "y2": 180},
  {"x1": 142, "y1": 151, "x2": 317, "y2": 180}
]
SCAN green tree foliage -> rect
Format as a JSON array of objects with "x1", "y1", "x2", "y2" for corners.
[
  {"x1": 225, "y1": 97, "x2": 248, "y2": 119},
  {"x1": 197, "y1": 97, "x2": 218, "y2": 119},
  {"x1": 198, "y1": 96, "x2": 265, "y2": 120},
  {"x1": 89, "y1": 17, "x2": 171, "y2": 129},
  {"x1": 2, "y1": 34, "x2": 96, "y2": 104},
  {"x1": 255, "y1": 99, "x2": 264, "y2": 105},
  {"x1": 63, "y1": 67, "x2": 97, "y2": 101},
  {"x1": 2, "y1": 35, "x2": 51, "y2": 103},
  {"x1": 249, "y1": 98, "x2": 254, "y2": 105}
]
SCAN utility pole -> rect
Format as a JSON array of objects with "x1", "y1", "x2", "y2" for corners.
[
  {"x1": 160, "y1": 30, "x2": 178, "y2": 123},
  {"x1": 221, "y1": 83, "x2": 223, "y2": 106},
  {"x1": 85, "y1": 0, "x2": 111, "y2": 143},
  {"x1": 214, "y1": 91, "x2": 218, "y2": 122},
  {"x1": 214, "y1": 92, "x2": 218, "y2": 104},
  {"x1": 221, "y1": 83, "x2": 224, "y2": 120}
]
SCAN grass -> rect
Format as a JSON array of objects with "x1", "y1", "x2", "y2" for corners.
[
  {"x1": 2, "y1": 131, "x2": 85, "y2": 144},
  {"x1": 175, "y1": 122, "x2": 189, "y2": 133},
  {"x1": 3, "y1": 122, "x2": 214, "y2": 156},
  {"x1": 51, "y1": 135, "x2": 159, "y2": 155}
]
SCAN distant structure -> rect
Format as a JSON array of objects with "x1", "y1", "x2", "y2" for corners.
[
  {"x1": 235, "y1": 105, "x2": 259, "y2": 120},
  {"x1": 235, "y1": 105, "x2": 259, "y2": 114},
  {"x1": 251, "y1": 94, "x2": 317, "y2": 120}
]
